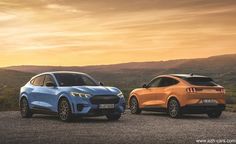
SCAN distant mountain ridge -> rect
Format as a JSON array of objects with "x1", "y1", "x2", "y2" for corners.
[
  {"x1": 3, "y1": 54, "x2": 236, "y2": 89},
  {"x1": 4, "y1": 59, "x2": 187, "y2": 73},
  {"x1": 4, "y1": 54, "x2": 236, "y2": 74},
  {"x1": 0, "y1": 54, "x2": 236, "y2": 111}
]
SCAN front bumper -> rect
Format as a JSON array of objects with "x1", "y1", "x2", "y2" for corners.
[
  {"x1": 71, "y1": 96, "x2": 126, "y2": 116},
  {"x1": 181, "y1": 104, "x2": 225, "y2": 114}
]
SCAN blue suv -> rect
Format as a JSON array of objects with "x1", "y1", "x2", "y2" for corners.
[{"x1": 19, "y1": 71, "x2": 125, "y2": 122}]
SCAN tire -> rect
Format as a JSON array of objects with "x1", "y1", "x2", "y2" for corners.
[
  {"x1": 106, "y1": 113, "x2": 121, "y2": 121},
  {"x1": 130, "y1": 97, "x2": 142, "y2": 114},
  {"x1": 58, "y1": 98, "x2": 73, "y2": 122},
  {"x1": 20, "y1": 98, "x2": 33, "y2": 118},
  {"x1": 168, "y1": 98, "x2": 182, "y2": 118},
  {"x1": 207, "y1": 111, "x2": 222, "y2": 118}
]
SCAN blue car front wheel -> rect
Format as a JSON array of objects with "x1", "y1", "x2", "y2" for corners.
[{"x1": 58, "y1": 98, "x2": 73, "y2": 122}]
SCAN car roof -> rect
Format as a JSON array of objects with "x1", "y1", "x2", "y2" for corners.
[
  {"x1": 31, "y1": 71, "x2": 87, "y2": 80},
  {"x1": 170, "y1": 74, "x2": 208, "y2": 78},
  {"x1": 40, "y1": 71, "x2": 86, "y2": 75}
]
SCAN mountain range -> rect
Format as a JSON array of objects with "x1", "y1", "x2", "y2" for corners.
[
  {"x1": 0, "y1": 54, "x2": 236, "y2": 110},
  {"x1": 4, "y1": 54, "x2": 236, "y2": 87}
]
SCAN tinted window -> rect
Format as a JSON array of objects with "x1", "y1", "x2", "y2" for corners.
[
  {"x1": 44, "y1": 75, "x2": 56, "y2": 86},
  {"x1": 30, "y1": 79, "x2": 35, "y2": 85},
  {"x1": 158, "y1": 77, "x2": 179, "y2": 87},
  {"x1": 82, "y1": 75, "x2": 97, "y2": 86},
  {"x1": 32, "y1": 75, "x2": 45, "y2": 86},
  {"x1": 54, "y1": 73, "x2": 98, "y2": 87},
  {"x1": 148, "y1": 78, "x2": 162, "y2": 87},
  {"x1": 182, "y1": 77, "x2": 217, "y2": 86}
]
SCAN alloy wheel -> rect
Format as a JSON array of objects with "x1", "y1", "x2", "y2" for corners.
[
  {"x1": 59, "y1": 100, "x2": 70, "y2": 121},
  {"x1": 130, "y1": 97, "x2": 141, "y2": 114},
  {"x1": 168, "y1": 99, "x2": 181, "y2": 118}
]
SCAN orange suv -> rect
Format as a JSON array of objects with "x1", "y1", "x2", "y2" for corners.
[{"x1": 128, "y1": 74, "x2": 225, "y2": 118}]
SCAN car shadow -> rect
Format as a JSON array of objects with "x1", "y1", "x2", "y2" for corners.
[
  {"x1": 73, "y1": 117, "x2": 121, "y2": 123},
  {"x1": 141, "y1": 112, "x2": 211, "y2": 120},
  {"x1": 32, "y1": 114, "x2": 60, "y2": 121},
  {"x1": 32, "y1": 114, "x2": 122, "y2": 123}
]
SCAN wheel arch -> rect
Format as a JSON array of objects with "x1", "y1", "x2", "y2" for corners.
[
  {"x1": 19, "y1": 93, "x2": 29, "y2": 105},
  {"x1": 19, "y1": 93, "x2": 31, "y2": 112},
  {"x1": 166, "y1": 95, "x2": 181, "y2": 108},
  {"x1": 57, "y1": 94, "x2": 74, "y2": 113},
  {"x1": 128, "y1": 95, "x2": 140, "y2": 108}
]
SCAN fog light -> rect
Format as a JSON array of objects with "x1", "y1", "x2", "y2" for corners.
[{"x1": 77, "y1": 104, "x2": 84, "y2": 111}]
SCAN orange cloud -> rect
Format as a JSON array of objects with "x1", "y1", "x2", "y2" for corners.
[{"x1": 0, "y1": 0, "x2": 235, "y2": 66}]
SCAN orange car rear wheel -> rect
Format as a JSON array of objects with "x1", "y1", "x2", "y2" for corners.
[{"x1": 168, "y1": 98, "x2": 182, "y2": 118}]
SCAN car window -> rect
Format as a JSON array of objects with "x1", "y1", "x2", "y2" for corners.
[
  {"x1": 182, "y1": 77, "x2": 217, "y2": 86},
  {"x1": 82, "y1": 75, "x2": 97, "y2": 86},
  {"x1": 44, "y1": 75, "x2": 56, "y2": 86},
  {"x1": 148, "y1": 78, "x2": 162, "y2": 88},
  {"x1": 158, "y1": 77, "x2": 179, "y2": 87},
  {"x1": 32, "y1": 75, "x2": 45, "y2": 86},
  {"x1": 54, "y1": 73, "x2": 98, "y2": 87},
  {"x1": 30, "y1": 79, "x2": 35, "y2": 85}
]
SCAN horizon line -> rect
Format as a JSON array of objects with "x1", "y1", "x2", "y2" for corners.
[{"x1": 1, "y1": 53, "x2": 235, "y2": 68}]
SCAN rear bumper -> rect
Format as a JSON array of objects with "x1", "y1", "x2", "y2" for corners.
[{"x1": 181, "y1": 104, "x2": 225, "y2": 114}]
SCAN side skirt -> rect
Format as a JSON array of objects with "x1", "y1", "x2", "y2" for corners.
[
  {"x1": 31, "y1": 107, "x2": 57, "y2": 115},
  {"x1": 141, "y1": 106, "x2": 167, "y2": 112}
]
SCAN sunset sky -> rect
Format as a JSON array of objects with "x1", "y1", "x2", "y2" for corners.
[{"x1": 0, "y1": 0, "x2": 236, "y2": 67}]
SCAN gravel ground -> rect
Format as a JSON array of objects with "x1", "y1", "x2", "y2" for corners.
[{"x1": 0, "y1": 111, "x2": 235, "y2": 144}]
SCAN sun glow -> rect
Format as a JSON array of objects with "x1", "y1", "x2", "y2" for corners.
[{"x1": 0, "y1": 0, "x2": 236, "y2": 66}]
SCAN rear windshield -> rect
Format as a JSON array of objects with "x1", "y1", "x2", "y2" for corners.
[{"x1": 180, "y1": 77, "x2": 217, "y2": 86}]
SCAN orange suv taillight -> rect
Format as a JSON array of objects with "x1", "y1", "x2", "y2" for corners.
[
  {"x1": 186, "y1": 87, "x2": 196, "y2": 93},
  {"x1": 219, "y1": 88, "x2": 225, "y2": 94}
]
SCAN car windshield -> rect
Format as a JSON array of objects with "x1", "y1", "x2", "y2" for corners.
[
  {"x1": 54, "y1": 73, "x2": 98, "y2": 87},
  {"x1": 180, "y1": 77, "x2": 217, "y2": 86}
]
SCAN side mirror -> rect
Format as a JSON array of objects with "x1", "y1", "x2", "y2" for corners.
[
  {"x1": 46, "y1": 82, "x2": 56, "y2": 87},
  {"x1": 99, "y1": 82, "x2": 104, "y2": 86},
  {"x1": 142, "y1": 84, "x2": 148, "y2": 88}
]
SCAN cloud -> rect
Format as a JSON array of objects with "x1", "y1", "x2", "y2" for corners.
[
  {"x1": 0, "y1": 0, "x2": 235, "y2": 66},
  {"x1": 0, "y1": 13, "x2": 16, "y2": 21},
  {"x1": 45, "y1": 3, "x2": 88, "y2": 14}
]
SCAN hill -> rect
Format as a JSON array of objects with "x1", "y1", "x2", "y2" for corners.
[
  {"x1": 5, "y1": 59, "x2": 188, "y2": 73},
  {"x1": 1, "y1": 54, "x2": 236, "y2": 111},
  {"x1": 0, "y1": 69, "x2": 34, "y2": 111},
  {"x1": 5, "y1": 54, "x2": 236, "y2": 87}
]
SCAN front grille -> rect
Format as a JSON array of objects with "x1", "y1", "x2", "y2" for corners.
[{"x1": 90, "y1": 95, "x2": 119, "y2": 104}]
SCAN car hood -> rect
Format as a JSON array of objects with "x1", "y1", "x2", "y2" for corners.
[{"x1": 71, "y1": 86, "x2": 120, "y2": 96}]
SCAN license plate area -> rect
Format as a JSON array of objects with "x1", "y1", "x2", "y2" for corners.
[
  {"x1": 202, "y1": 99, "x2": 217, "y2": 104},
  {"x1": 99, "y1": 104, "x2": 115, "y2": 109}
]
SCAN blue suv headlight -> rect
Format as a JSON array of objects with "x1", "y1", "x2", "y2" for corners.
[
  {"x1": 71, "y1": 92, "x2": 91, "y2": 98},
  {"x1": 117, "y1": 92, "x2": 124, "y2": 98}
]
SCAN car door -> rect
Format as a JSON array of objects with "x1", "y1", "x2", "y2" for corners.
[
  {"x1": 29, "y1": 75, "x2": 45, "y2": 109},
  {"x1": 141, "y1": 77, "x2": 179, "y2": 107},
  {"x1": 140, "y1": 77, "x2": 163, "y2": 107},
  {"x1": 152, "y1": 77, "x2": 180, "y2": 107},
  {"x1": 38, "y1": 74, "x2": 59, "y2": 112},
  {"x1": 155, "y1": 77, "x2": 176, "y2": 106}
]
